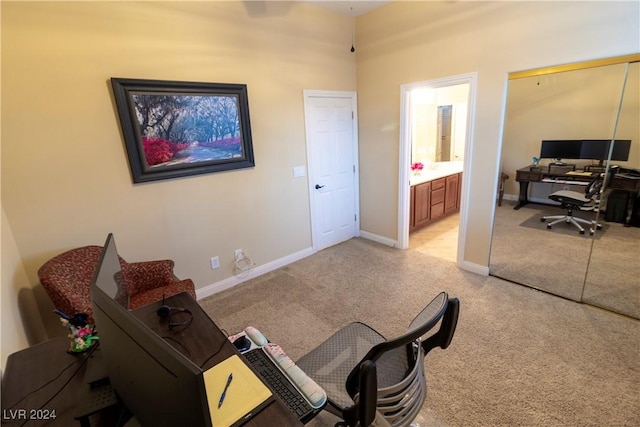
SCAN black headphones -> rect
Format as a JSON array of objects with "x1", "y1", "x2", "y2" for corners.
[{"x1": 157, "y1": 296, "x2": 193, "y2": 330}]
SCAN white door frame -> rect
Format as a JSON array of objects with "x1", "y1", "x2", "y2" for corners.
[
  {"x1": 398, "y1": 73, "x2": 478, "y2": 266},
  {"x1": 303, "y1": 90, "x2": 360, "y2": 253}
]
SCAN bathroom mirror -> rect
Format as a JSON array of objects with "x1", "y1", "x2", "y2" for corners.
[
  {"x1": 490, "y1": 54, "x2": 639, "y2": 317},
  {"x1": 410, "y1": 83, "x2": 468, "y2": 168}
]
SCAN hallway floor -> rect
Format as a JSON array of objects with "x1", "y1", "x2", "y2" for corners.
[{"x1": 409, "y1": 213, "x2": 459, "y2": 263}]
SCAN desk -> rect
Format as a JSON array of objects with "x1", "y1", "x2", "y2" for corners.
[
  {"x1": 1, "y1": 338, "x2": 123, "y2": 426},
  {"x1": 132, "y1": 292, "x2": 301, "y2": 426},
  {"x1": 515, "y1": 166, "x2": 640, "y2": 222},
  {"x1": 1, "y1": 293, "x2": 302, "y2": 426}
]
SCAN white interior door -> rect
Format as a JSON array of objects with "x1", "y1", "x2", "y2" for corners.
[{"x1": 304, "y1": 90, "x2": 359, "y2": 251}]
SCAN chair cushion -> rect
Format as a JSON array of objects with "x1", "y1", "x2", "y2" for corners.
[
  {"x1": 128, "y1": 279, "x2": 196, "y2": 310},
  {"x1": 549, "y1": 190, "x2": 591, "y2": 206},
  {"x1": 296, "y1": 322, "x2": 411, "y2": 410}
]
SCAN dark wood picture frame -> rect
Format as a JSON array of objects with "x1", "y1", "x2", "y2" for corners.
[{"x1": 111, "y1": 78, "x2": 255, "y2": 183}]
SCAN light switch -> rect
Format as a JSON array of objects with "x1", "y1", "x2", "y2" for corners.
[{"x1": 293, "y1": 166, "x2": 306, "y2": 178}]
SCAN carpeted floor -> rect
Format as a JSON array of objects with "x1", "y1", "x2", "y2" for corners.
[
  {"x1": 200, "y1": 237, "x2": 640, "y2": 426},
  {"x1": 519, "y1": 210, "x2": 608, "y2": 239},
  {"x1": 490, "y1": 200, "x2": 640, "y2": 319}
]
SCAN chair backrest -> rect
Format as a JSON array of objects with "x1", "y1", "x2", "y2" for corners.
[
  {"x1": 37, "y1": 246, "x2": 105, "y2": 321},
  {"x1": 584, "y1": 176, "x2": 603, "y2": 199},
  {"x1": 38, "y1": 246, "x2": 130, "y2": 321},
  {"x1": 344, "y1": 292, "x2": 460, "y2": 427}
]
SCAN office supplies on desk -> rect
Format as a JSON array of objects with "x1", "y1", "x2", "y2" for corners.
[
  {"x1": 218, "y1": 373, "x2": 233, "y2": 408},
  {"x1": 204, "y1": 354, "x2": 273, "y2": 426}
]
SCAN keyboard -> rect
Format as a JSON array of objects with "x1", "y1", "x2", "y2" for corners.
[
  {"x1": 566, "y1": 171, "x2": 593, "y2": 177},
  {"x1": 243, "y1": 348, "x2": 316, "y2": 423},
  {"x1": 541, "y1": 178, "x2": 589, "y2": 186}
]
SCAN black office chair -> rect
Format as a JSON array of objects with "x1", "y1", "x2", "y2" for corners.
[
  {"x1": 296, "y1": 292, "x2": 460, "y2": 427},
  {"x1": 540, "y1": 177, "x2": 603, "y2": 235}
]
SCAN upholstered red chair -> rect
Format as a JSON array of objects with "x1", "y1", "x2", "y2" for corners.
[{"x1": 38, "y1": 245, "x2": 196, "y2": 322}]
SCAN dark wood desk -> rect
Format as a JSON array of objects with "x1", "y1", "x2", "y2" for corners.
[
  {"x1": 1, "y1": 293, "x2": 301, "y2": 426},
  {"x1": 131, "y1": 292, "x2": 301, "y2": 426},
  {"x1": 515, "y1": 166, "x2": 640, "y2": 220},
  {"x1": 1, "y1": 338, "x2": 122, "y2": 426}
]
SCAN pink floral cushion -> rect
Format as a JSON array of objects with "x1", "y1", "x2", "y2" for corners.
[{"x1": 38, "y1": 245, "x2": 196, "y2": 323}]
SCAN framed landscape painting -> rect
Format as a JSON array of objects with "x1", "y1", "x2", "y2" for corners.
[{"x1": 111, "y1": 78, "x2": 255, "y2": 183}]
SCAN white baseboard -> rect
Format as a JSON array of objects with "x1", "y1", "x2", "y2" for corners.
[
  {"x1": 196, "y1": 246, "x2": 315, "y2": 300},
  {"x1": 359, "y1": 230, "x2": 398, "y2": 247},
  {"x1": 458, "y1": 260, "x2": 489, "y2": 276}
]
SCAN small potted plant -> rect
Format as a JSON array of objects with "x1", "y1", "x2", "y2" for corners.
[{"x1": 411, "y1": 162, "x2": 424, "y2": 176}]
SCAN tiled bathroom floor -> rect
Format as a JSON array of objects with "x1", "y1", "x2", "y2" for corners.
[{"x1": 409, "y1": 213, "x2": 459, "y2": 263}]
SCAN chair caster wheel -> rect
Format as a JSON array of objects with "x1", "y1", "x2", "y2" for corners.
[
  {"x1": 540, "y1": 218, "x2": 546, "y2": 222},
  {"x1": 547, "y1": 224, "x2": 552, "y2": 229},
  {"x1": 596, "y1": 224, "x2": 602, "y2": 230},
  {"x1": 580, "y1": 230, "x2": 585, "y2": 235}
]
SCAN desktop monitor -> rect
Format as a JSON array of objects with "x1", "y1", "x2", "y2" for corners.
[
  {"x1": 90, "y1": 233, "x2": 213, "y2": 427},
  {"x1": 580, "y1": 139, "x2": 631, "y2": 163},
  {"x1": 539, "y1": 140, "x2": 583, "y2": 163}
]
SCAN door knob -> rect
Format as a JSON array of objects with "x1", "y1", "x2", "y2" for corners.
[{"x1": 315, "y1": 184, "x2": 325, "y2": 189}]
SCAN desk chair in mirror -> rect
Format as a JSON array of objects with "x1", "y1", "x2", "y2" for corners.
[
  {"x1": 540, "y1": 177, "x2": 603, "y2": 235},
  {"x1": 296, "y1": 292, "x2": 460, "y2": 427}
]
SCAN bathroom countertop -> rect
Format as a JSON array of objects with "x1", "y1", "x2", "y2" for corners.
[{"x1": 410, "y1": 162, "x2": 464, "y2": 186}]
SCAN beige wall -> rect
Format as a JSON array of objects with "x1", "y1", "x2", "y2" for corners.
[
  {"x1": 1, "y1": 1, "x2": 355, "y2": 366},
  {"x1": 355, "y1": 1, "x2": 639, "y2": 266}
]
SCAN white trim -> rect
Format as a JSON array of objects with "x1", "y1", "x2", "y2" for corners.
[
  {"x1": 195, "y1": 247, "x2": 315, "y2": 300},
  {"x1": 303, "y1": 90, "x2": 360, "y2": 252},
  {"x1": 456, "y1": 73, "x2": 478, "y2": 267},
  {"x1": 458, "y1": 260, "x2": 490, "y2": 276},
  {"x1": 359, "y1": 230, "x2": 398, "y2": 247},
  {"x1": 398, "y1": 73, "x2": 478, "y2": 272}
]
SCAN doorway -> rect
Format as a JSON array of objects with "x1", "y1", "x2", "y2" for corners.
[
  {"x1": 303, "y1": 90, "x2": 360, "y2": 252},
  {"x1": 437, "y1": 105, "x2": 453, "y2": 162},
  {"x1": 398, "y1": 73, "x2": 477, "y2": 264}
]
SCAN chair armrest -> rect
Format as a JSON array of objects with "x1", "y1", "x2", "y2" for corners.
[
  {"x1": 127, "y1": 279, "x2": 196, "y2": 310},
  {"x1": 122, "y1": 259, "x2": 177, "y2": 295}
]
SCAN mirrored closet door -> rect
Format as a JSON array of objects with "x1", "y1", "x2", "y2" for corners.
[{"x1": 490, "y1": 54, "x2": 640, "y2": 319}]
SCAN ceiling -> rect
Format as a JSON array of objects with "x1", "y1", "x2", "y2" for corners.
[{"x1": 306, "y1": 0, "x2": 391, "y2": 17}]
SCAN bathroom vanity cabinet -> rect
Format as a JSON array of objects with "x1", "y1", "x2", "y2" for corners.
[{"x1": 410, "y1": 172, "x2": 461, "y2": 231}]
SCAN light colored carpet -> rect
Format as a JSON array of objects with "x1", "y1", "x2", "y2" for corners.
[
  {"x1": 200, "y1": 237, "x2": 640, "y2": 426},
  {"x1": 491, "y1": 200, "x2": 640, "y2": 318},
  {"x1": 519, "y1": 210, "x2": 608, "y2": 239}
]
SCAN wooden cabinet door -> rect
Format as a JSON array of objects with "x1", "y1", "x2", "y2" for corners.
[
  {"x1": 414, "y1": 182, "x2": 431, "y2": 228},
  {"x1": 445, "y1": 173, "x2": 460, "y2": 214}
]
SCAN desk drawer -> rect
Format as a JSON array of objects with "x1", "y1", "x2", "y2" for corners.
[{"x1": 516, "y1": 171, "x2": 542, "y2": 182}]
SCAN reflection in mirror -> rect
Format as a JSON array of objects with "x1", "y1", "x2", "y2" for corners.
[
  {"x1": 410, "y1": 84, "x2": 468, "y2": 169},
  {"x1": 583, "y1": 61, "x2": 640, "y2": 319},
  {"x1": 490, "y1": 57, "x2": 634, "y2": 303}
]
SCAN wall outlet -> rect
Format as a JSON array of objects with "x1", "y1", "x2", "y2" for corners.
[
  {"x1": 234, "y1": 249, "x2": 243, "y2": 259},
  {"x1": 210, "y1": 256, "x2": 220, "y2": 270}
]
